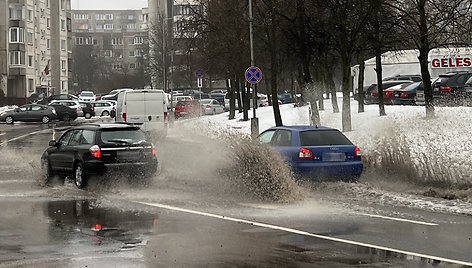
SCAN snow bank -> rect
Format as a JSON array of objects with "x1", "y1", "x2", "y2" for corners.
[{"x1": 194, "y1": 98, "x2": 472, "y2": 187}]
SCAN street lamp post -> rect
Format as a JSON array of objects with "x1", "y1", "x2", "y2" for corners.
[
  {"x1": 162, "y1": 16, "x2": 175, "y2": 125},
  {"x1": 248, "y1": 0, "x2": 259, "y2": 139}
]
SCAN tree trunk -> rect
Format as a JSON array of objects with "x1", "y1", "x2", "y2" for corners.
[
  {"x1": 270, "y1": 5, "x2": 282, "y2": 127},
  {"x1": 418, "y1": 2, "x2": 435, "y2": 118},
  {"x1": 243, "y1": 81, "x2": 249, "y2": 121},
  {"x1": 236, "y1": 76, "x2": 243, "y2": 113},
  {"x1": 326, "y1": 72, "x2": 339, "y2": 113},
  {"x1": 357, "y1": 50, "x2": 365, "y2": 113},
  {"x1": 228, "y1": 77, "x2": 235, "y2": 120},
  {"x1": 341, "y1": 55, "x2": 352, "y2": 132},
  {"x1": 310, "y1": 85, "x2": 321, "y2": 125},
  {"x1": 375, "y1": 52, "x2": 386, "y2": 116}
]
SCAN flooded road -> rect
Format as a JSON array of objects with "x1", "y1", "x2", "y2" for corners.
[{"x1": 1, "y1": 122, "x2": 472, "y2": 267}]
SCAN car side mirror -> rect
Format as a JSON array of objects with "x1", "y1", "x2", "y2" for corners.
[{"x1": 49, "y1": 140, "x2": 57, "y2": 147}]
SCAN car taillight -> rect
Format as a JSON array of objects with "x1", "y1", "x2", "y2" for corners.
[
  {"x1": 371, "y1": 90, "x2": 376, "y2": 97},
  {"x1": 122, "y1": 112, "x2": 126, "y2": 121},
  {"x1": 92, "y1": 223, "x2": 102, "y2": 231},
  {"x1": 440, "y1": 85, "x2": 452, "y2": 92},
  {"x1": 385, "y1": 91, "x2": 393, "y2": 98},
  {"x1": 164, "y1": 111, "x2": 168, "y2": 122},
  {"x1": 52, "y1": 109, "x2": 56, "y2": 115},
  {"x1": 355, "y1": 146, "x2": 361, "y2": 157},
  {"x1": 152, "y1": 147, "x2": 156, "y2": 156},
  {"x1": 400, "y1": 92, "x2": 409, "y2": 98},
  {"x1": 89, "y1": 145, "x2": 101, "y2": 158},
  {"x1": 298, "y1": 147, "x2": 314, "y2": 159}
]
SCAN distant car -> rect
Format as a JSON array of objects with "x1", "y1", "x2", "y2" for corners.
[
  {"x1": 171, "y1": 95, "x2": 193, "y2": 108},
  {"x1": 48, "y1": 103, "x2": 78, "y2": 121},
  {"x1": 261, "y1": 96, "x2": 282, "y2": 107},
  {"x1": 91, "y1": 101, "x2": 114, "y2": 117},
  {"x1": 391, "y1": 81, "x2": 423, "y2": 105},
  {"x1": 432, "y1": 71, "x2": 472, "y2": 103},
  {"x1": 48, "y1": 100, "x2": 82, "y2": 117},
  {"x1": 464, "y1": 76, "x2": 472, "y2": 95},
  {"x1": 174, "y1": 100, "x2": 201, "y2": 118},
  {"x1": 0, "y1": 104, "x2": 57, "y2": 124},
  {"x1": 78, "y1": 91, "x2": 96, "y2": 102},
  {"x1": 79, "y1": 102, "x2": 96, "y2": 119},
  {"x1": 37, "y1": 94, "x2": 78, "y2": 105},
  {"x1": 199, "y1": 99, "x2": 225, "y2": 115},
  {"x1": 101, "y1": 89, "x2": 133, "y2": 101},
  {"x1": 258, "y1": 125, "x2": 363, "y2": 181},
  {"x1": 383, "y1": 74, "x2": 422, "y2": 82},
  {"x1": 41, "y1": 123, "x2": 158, "y2": 189},
  {"x1": 209, "y1": 89, "x2": 227, "y2": 95},
  {"x1": 364, "y1": 80, "x2": 413, "y2": 104},
  {"x1": 209, "y1": 93, "x2": 225, "y2": 105},
  {"x1": 277, "y1": 93, "x2": 293, "y2": 104}
]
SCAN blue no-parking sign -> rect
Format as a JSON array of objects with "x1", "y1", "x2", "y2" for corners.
[{"x1": 245, "y1": 66, "x2": 262, "y2": 84}]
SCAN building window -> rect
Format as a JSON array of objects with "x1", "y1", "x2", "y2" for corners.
[
  {"x1": 128, "y1": 15, "x2": 134, "y2": 20},
  {"x1": 61, "y1": 60, "x2": 66, "y2": 71},
  {"x1": 127, "y1": 23, "x2": 136, "y2": 29},
  {"x1": 47, "y1": 18, "x2": 50, "y2": 28},
  {"x1": 129, "y1": 50, "x2": 135, "y2": 57},
  {"x1": 112, "y1": 63, "x2": 122, "y2": 70},
  {"x1": 129, "y1": 63, "x2": 136, "y2": 69},
  {"x1": 96, "y1": 24, "x2": 104, "y2": 30},
  {"x1": 27, "y1": 32, "x2": 33, "y2": 45},
  {"x1": 27, "y1": 9, "x2": 33, "y2": 21},
  {"x1": 75, "y1": 37, "x2": 84, "y2": 45},
  {"x1": 28, "y1": 79, "x2": 34, "y2": 92},
  {"x1": 47, "y1": 39, "x2": 50, "y2": 49},
  {"x1": 61, "y1": 0, "x2": 66, "y2": 10},
  {"x1": 61, "y1": 81, "x2": 67, "y2": 92},
  {"x1": 74, "y1": 14, "x2": 89, "y2": 20},
  {"x1": 138, "y1": 15, "x2": 143, "y2": 21},
  {"x1": 9, "y1": 4, "x2": 24, "y2": 20},
  {"x1": 105, "y1": 14, "x2": 113, "y2": 20},
  {"x1": 9, "y1": 51, "x2": 25, "y2": 65},
  {"x1": 104, "y1": 24, "x2": 113, "y2": 30},
  {"x1": 47, "y1": 0, "x2": 50, "y2": 7},
  {"x1": 61, "y1": 39, "x2": 66, "y2": 50},
  {"x1": 9, "y1": 28, "x2": 25, "y2": 43},
  {"x1": 28, "y1": 56, "x2": 33, "y2": 67},
  {"x1": 112, "y1": 37, "x2": 122, "y2": 45},
  {"x1": 85, "y1": 37, "x2": 94, "y2": 45},
  {"x1": 133, "y1": 36, "x2": 144, "y2": 44},
  {"x1": 104, "y1": 50, "x2": 112, "y2": 57},
  {"x1": 61, "y1": 19, "x2": 65, "y2": 31},
  {"x1": 135, "y1": 49, "x2": 143, "y2": 57}
]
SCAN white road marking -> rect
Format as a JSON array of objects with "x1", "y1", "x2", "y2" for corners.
[
  {"x1": 0, "y1": 133, "x2": 5, "y2": 136},
  {"x1": 0, "y1": 129, "x2": 49, "y2": 146},
  {"x1": 136, "y1": 201, "x2": 472, "y2": 267},
  {"x1": 0, "y1": 180, "x2": 30, "y2": 184},
  {"x1": 360, "y1": 213, "x2": 438, "y2": 226}
]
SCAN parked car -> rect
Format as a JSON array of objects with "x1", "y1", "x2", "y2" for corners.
[
  {"x1": 384, "y1": 82, "x2": 414, "y2": 105},
  {"x1": 78, "y1": 91, "x2": 96, "y2": 102},
  {"x1": 199, "y1": 99, "x2": 225, "y2": 115},
  {"x1": 383, "y1": 74, "x2": 422, "y2": 82},
  {"x1": 171, "y1": 95, "x2": 193, "y2": 108},
  {"x1": 209, "y1": 93, "x2": 225, "y2": 105},
  {"x1": 48, "y1": 100, "x2": 82, "y2": 117},
  {"x1": 432, "y1": 71, "x2": 472, "y2": 103},
  {"x1": 258, "y1": 125, "x2": 363, "y2": 181},
  {"x1": 209, "y1": 89, "x2": 227, "y2": 95},
  {"x1": 79, "y1": 102, "x2": 96, "y2": 119},
  {"x1": 47, "y1": 103, "x2": 78, "y2": 121},
  {"x1": 174, "y1": 100, "x2": 201, "y2": 118},
  {"x1": 37, "y1": 94, "x2": 78, "y2": 105},
  {"x1": 91, "y1": 101, "x2": 114, "y2": 117},
  {"x1": 277, "y1": 93, "x2": 293, "y2": 104},
  {"x1": 364, "y1": 80, "x2": 413, "y2": 104},
  {"x1": 391, "y1": 81, "x2": 423, "y2": 105},
  {"x1": 464, "y1": 76, "x2": 472, "y2": 95},
  {"x1": 0, "y1": 104, "x2": 57, "y2": 124},
  {"x1": 41, "y1": 123, "x2": 158, "y2": 189},
  {"x1": 101, "y1": 88, "x2": 133, "y2": 101}
]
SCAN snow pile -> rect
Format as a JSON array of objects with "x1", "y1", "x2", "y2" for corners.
[
  {"x1": 0, "y1": 105, "x2": 18, "y2": 114},
  {"x1": 195, "y1": 98, "x2": 472, "y2": 188}
]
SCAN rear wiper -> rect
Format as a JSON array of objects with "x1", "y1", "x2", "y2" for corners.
[{"x1": 106, "y1": 139, "x2": 132, "y2": 144}]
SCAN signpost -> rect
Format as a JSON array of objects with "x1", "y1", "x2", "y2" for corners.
[
  {"x1": 245, "y1": 66, "x2": 262, "y2": 139},
  {"x1": 196, "y1": 69, "x2": 203, "y2": 116}
]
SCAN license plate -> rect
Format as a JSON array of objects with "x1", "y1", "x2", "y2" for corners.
[
  {"x1": 323, "y1": 153, "x2": 346, "y2": 162},
  {"x1": 117, "y1": 151, "x2": 141, "y2": 161}
]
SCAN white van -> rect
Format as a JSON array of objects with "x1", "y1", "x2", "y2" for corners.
[{"x1": 115, "y1": 89, "x2": 169, "y2": 138}]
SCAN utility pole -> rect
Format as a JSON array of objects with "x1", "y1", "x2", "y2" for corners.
[{"x1": 248, "y1": 0, "x2": 259, "y2": 139}]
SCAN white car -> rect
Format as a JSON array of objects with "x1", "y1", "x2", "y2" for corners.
[
  {"x1": 200, "y1": 99, "x2": 225, "y2": 115},
  {"x1": 91, "y1": 100, "x2": 114, "y2": 117},
  {"x1": 48, "y1": 100, "x2": 83, "y2": 116},
  {"x1": 78, "y1": 91, "x2": 96, "y2": 102}
]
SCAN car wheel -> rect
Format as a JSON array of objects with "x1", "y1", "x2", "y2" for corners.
[
  {"x1": 110, "y1": 110, "x2": 116, "y2": 118},
  {"x1": 84, "y1": 112, "x2": 92, "y2": 119},
  {"x1": 102, "y1": 110, "x2": 109, "y2": 117},
  {"x1": 5, "y1": 116, "x2": 14, "y2": 124},
  {"x1": 41, "y1": 116, "x2": 50, "y2": 124},
  {"x1": 62, "y1": 113, "x2": 70, "y2": 122},
  {"x1": 73, "y1": 162, "x2": 87, "y2": 189},
  {"x1": 41, "y1": 155, "x2": 53, "y2": 181}
]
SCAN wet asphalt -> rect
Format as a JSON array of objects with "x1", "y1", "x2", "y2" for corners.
[{"x1": 0, "y1": 121, "x2": 472, "y2": 267}]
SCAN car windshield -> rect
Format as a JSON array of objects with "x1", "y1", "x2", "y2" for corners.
[
  {"x1": 300, "y1": 130, "x2": 353, "y2": 146},
  {"x1": 80, "y1": 92, "x2": 94, "y2": 96},
  {"x1": 100, "y1": 129, "x2": 147, "y2": 145},
  {"x1": 200, "y1": 100, "x2": 212, "y2": 105},
  {"x1": 404, "y1": 81, "x2": 422, "y2": 90}
]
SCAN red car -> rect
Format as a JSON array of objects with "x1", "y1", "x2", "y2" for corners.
[{"x1": 174, "y1": 100, "x2": 201, "y2": 118}]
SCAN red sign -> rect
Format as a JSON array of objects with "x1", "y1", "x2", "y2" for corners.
[{"x1": 431, "y1": 57, "x2": 472, "y2": 68}]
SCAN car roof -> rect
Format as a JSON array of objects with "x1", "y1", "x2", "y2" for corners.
[
  {"x1": 70, "y1": 123, "x2": 140, "y2": 130},
  {"x1": 266, "y1": 125, "x2": 336, "y2": 132}
]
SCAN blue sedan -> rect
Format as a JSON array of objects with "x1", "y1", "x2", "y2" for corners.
[{"x1": 258, "y1": 125, "x2": 363, "y2": 181}]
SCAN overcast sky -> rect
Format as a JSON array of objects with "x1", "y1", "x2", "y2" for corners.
[{"x1": 71, "y1": 0, "x2": 148, "y2": 10}]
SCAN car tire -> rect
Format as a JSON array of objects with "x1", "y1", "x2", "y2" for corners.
[
  {"x1": 84, "y1": 112, "x2": 92, "y2": 119},
  {"x1": 62, "y1": 113, "x2": 70, "y2": 122},
  {"x1": 41, "y1": 155, "x2": 53, "y2": 181},
  {"x1": 5, "y1": 116, "x2": 14, "y2": 124},
  {"x1": 102, "y1": 110, "x2": 109, "y2": 117},
  {"x1": 73, "y1": 162, "x2": 87, "y2": 189},
  {"x1": 110, "y1": 110, "x2": 116, "y2": 118},
  {"x1": 41, "y1": 116, "x2": 50, "y2": 124}
]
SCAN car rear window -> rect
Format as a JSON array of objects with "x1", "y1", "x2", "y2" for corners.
[
  {"x1": 100, "y1": 128, "x2": 146, "y2": 145},
  {"x1": 300, "y1": 130, "x2": 353, "y2": 146}
]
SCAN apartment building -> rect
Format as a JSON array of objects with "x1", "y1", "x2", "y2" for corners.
[
  {"x1": 70, "y1": 9, "x2": 149, "y2": 92},
  {"x1": 0, "y1": 0, "x2": 70, "y2": 99}
]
